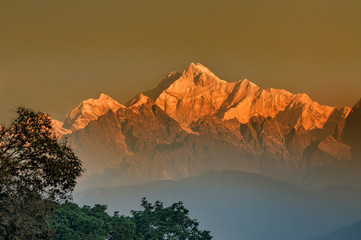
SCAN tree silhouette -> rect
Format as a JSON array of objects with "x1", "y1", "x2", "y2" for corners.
[{"x1": 0, "y1": 107, "x2": 83, "y2": 239}]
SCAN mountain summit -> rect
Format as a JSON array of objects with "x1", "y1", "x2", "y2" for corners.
[
  {"x1": 156, "y1": 63, "x2": 235, "y2": 125},
  {"x1": 63, "y1": 93, "x2": 124, "y2": 131},
  {"x1": 127, "y1": 93, "x2": 152, "y2": 108}
]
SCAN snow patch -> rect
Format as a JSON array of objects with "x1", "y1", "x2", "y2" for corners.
[{"x1": 64, "y1": 93, "x2": 124, "y2": 131}]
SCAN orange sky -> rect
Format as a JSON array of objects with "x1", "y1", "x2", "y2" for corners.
[{"x1": 0, "y1": 0, "x2": 360, "y2": 123}]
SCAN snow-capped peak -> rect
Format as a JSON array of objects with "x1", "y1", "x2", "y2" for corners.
[
  {"x1": 99, "y1": 93, "x2": 112, "y2": 100},
  {"x1": 51, "y1": 118, "x2": 72, "y2": 138},
  {"x1": 63, "y1": 93, "x2": 124, "y2": 131},
  {"x1": 187, "y1": 62, "x2": 211, "y2": 74},
  {"x1": 127, "y1": 93, "x2": 152, "y2": 107},
  {"x1": 182, "y1": 62, "x2": 226, "y2": 85},
  {"x1": 239, "y1": 79, "x2": 258, "y2": 88},
  {"x1": 156, "y1": 63, "x2": 236, "y2": 125}
]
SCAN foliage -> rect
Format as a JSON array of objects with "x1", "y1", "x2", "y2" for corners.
[
  {"x1": 108, "y1": 212, "x2": 138, "y2": 240},
  {"x1": 50, "y1": 203, "x2": 113, "y2": 240},
  {"x1": 50, "y1": 199, "x2": 212, "y2": 240},
  {"x1": 131, "y1": 198, "x2": 212, "y2": 240},
  {"x1": 0, "y1": 193, "x2": 56, "y2": 240},
  {"x1": 0, "y1": 107, "x2": 83, "y2": 239}
]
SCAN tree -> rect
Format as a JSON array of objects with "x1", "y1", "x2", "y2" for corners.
[
  {"x1": 130, "y1": 198, "x2": 212, "y2": 240},
  {"x1": 50, "y1": 199, "x2": 212, "y2": 240},
  {"x1": 0, "y1": 107, "x2": 83, "y2": 239},
  {"x1": 50, "y1": 202, "x2": 139, "y2": 240},
  {"x1": 108, "y1": 212, "x2": 138, "y2": 240},
  {"x1": 50, "y1": 203, "x2": 113, "y2": 240}
]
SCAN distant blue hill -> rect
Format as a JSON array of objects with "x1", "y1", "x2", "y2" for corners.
[
  {"x1": 74, "y1": 170, "x2": 361, "y2": 240},
  {"x1": 313, "y1": 220, "x2": 361, "y2": 240}
]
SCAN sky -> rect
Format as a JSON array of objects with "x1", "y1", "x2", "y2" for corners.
[{"x1": 0, "y1": 0, "x2": 360, "y2": 124}]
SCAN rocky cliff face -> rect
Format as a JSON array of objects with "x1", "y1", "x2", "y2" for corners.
[{"x1": 55, "y1": 63, "x2": 356, "y2": 189}]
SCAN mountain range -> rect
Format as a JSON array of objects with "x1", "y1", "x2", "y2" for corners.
[{"x1": 52, "y1": 63, "x2": 361, "y2": 190}]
